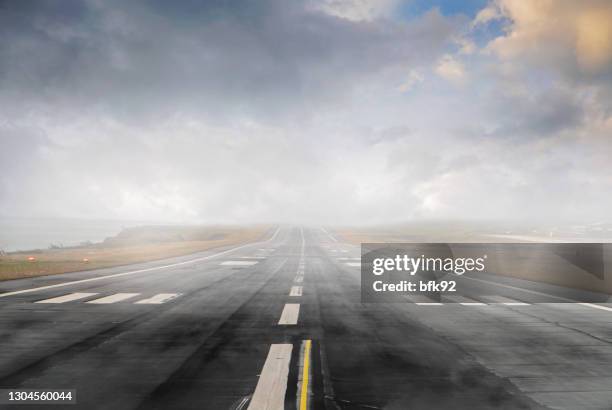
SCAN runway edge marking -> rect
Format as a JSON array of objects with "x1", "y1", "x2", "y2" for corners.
[{"x1": 0, "y1": 226, "x2": 281, "y2": 299}]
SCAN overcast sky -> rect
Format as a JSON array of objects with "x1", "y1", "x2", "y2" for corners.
[{"x1": 1, "y1": 0, "x2": 611, "y2": 225}]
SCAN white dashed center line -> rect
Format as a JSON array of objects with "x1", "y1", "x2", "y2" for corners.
[
  {"x1": 289, "y1": 286, "x2": 303, "y2": 297},
  {"x1": 247, "y1": 344, "x2": 293, "y2": 410},
  {"x1": 278, "y1": 303, "x2": 300, "y2": 325}
]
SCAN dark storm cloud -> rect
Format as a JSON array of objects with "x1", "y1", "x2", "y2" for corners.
[{"x1": 0, "y1": 0, "x2": 458, "y2": 122}]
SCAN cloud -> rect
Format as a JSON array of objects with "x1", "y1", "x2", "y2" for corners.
[
  {"x1": 435, "y1": 54, "x2": 466, "y2": 84},
  {"x1": 486, "y1": 87, "x2": 586, "y2": 138},
  {"x1": 0, "y1": 0, "x2": 457, "y2": 123},
  {"x1": 308, "y1": 0, "x2": 400, "y2": 21},
  {"x1": 397, "y1": 70, "x2": 424, "y2": 92},
  {"x1": 475, "y1": 0, "x2": 612, "y2": 79},
  {"x1": 0, "y1": 0, "x2": 610, "y2": 226}
]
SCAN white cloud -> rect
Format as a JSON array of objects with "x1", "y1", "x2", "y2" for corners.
[
  {"x1": 435, "y1": 55, "x2": 466, "y2": 84},
  {"x1": 397, "y1": 70, "x2": 424, "y2": 93},
  {"x1": 475, "y1": 0, "x2": 612, "y2": 76},
  {"x1": 472, "y1": 3, "x2": 500, "y2": 27},
  {"x1": 455, "y1": 37, "x2": 476, "y2": 55},
  {"x1": 309, "y1": 0, "x2": 399, "y2": 22},
  {"x1": 0, "y1": 1, "x2": 611, "y2": 226}
]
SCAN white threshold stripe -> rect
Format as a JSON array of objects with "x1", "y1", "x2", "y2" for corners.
[
  {"x1": 482, "y1": 295, "x2": 529, "y2": 305},
  {"x1": 278, "y1": 303, "x2": 300, "y2": 325},
  {"x1": 247, "y1": 344, "x2": 292, "y2": 410},
  {"x1": 289, "y1": 286, "x2": 303, "y2": 297},
  {"x1": 87, "y1": 293, "x2": 140, "y2": 304},
  {"x1": 220, "y1": 261, "x2": 259, "y2": 266},
  {"x1": 135, "y1": 293, "x2": 181, "y2": 304},
  {"x1": 35, "y1": 292, "x2": 98, "y2": 304},
  {"x1": 0, "y1": 227, "x2": 281, "y2": 299},
  {"x1": 445, "y1": 295, "x2": 487, "y2": 306},
  {"x1": 579, "y1": 303, "x2": 612, "y2": 312}
]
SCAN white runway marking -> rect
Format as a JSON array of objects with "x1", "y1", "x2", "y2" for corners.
[
  {"x1": 289, "y1": 286, "x2": 303, "y2": 297},
  {"x1": 321, "y1": 226, "x2": 338, "y2": 242},
  {"x1": 87, "y1": 293, "x2": 140, "y2": 304},
  {"x1": 0, "y1": 230, "x2": 282, "y2": 299},
  {"x1": 482, "y1": 295, "x2": 529, "y2": 305},
  {"x1": 579, "y1": 303, "x2": 612, "y2": 312},
  {"x1": 278, "y1": 303, "x2": 300, "y2": 325},
  {"x1": 135, "y1": 293, "x2": 181, "y2": 304},
  {"x1": 240, "y1": 256, "x2": 267, "y2": 259},
  {"x1": 35, "y1": 293, "x2": 98, "y2": 304},
  {"x1": 247, "y1": 344, "x2": 292, "y2": 410},
  {"x1": 337, "y1": 257, "x2": 360, "y2": 261},
  {"x1": 220, "y1": 261, "x2": 259, "y2": 266},
  {"x1": 345, "y1": 262, "x2": 361, "y2": 267},
  {"x1": 295, "y1": 276, "x2": 304, "y2": 283},
  {"x1": 268, "y1": 227, "x2": 281, "y2": 242},
  {"x1": 445, "y1": 295, "x2": 486, "y2": 306}
]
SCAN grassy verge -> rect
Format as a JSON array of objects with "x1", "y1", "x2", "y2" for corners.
[{"x1": 0, "y1": 225, "x2": 270, "y2": 281}]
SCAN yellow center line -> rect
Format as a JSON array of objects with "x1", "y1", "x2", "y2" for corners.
[{"x1": 300, "y1": 340, "x2": 312, "y2": 410}]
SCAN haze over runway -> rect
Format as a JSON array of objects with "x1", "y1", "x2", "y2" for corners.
[
  {"x1": 1, "y1": 1, "x2": 612, "y2": 408},
  {"x1": 2, "y1": 227, "x2": 612, "y2": 409}
]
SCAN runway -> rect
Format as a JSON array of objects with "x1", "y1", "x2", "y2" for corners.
[{"x1": 1, "y1": 227, "x2": 612, "y2": 409}]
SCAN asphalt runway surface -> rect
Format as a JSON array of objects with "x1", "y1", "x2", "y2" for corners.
[{"x1": 1, "y1": 227, "x2": 612, "y2": 409}]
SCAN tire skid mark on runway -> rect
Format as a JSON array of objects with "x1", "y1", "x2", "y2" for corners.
[
  {"x1": 134, "y1": 259, "x2": 289, "y2": 410},
  {"x1": 0, "y1": 260, "x2": 286, "y2": 388},
  {"x1": 311, "y1": 245, "x2": 548, "y2": 410}
]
